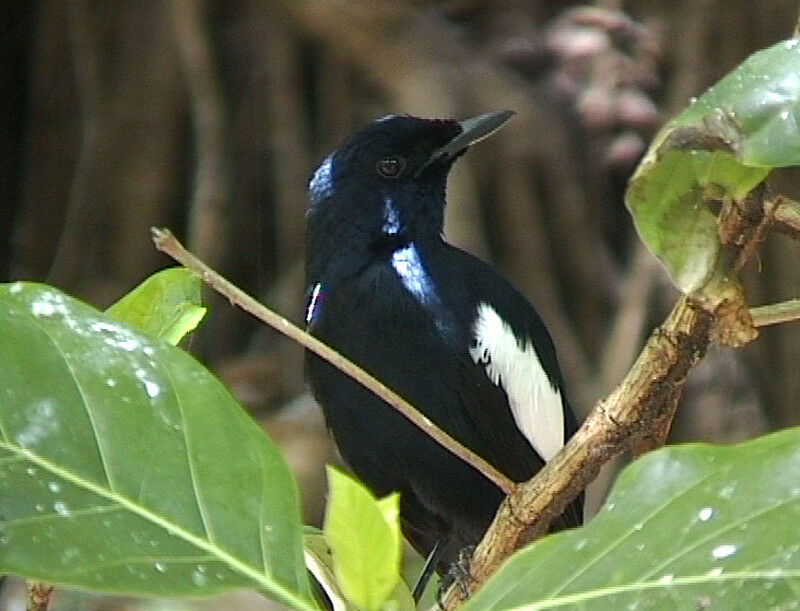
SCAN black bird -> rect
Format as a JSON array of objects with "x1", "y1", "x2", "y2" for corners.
[{"x1": 305, "y1": 112, "x2": 582, "y2": 594}]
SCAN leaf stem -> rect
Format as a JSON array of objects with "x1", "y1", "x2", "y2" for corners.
[
  {"x1": 750, "y1": 299, "x2": 800, "y2": 328},
  {"x1": 151, "y1": 228, "x2": 516, "y2": 495},
  {"x1": 26, "y1": 580, "x2": 53, "y2": 611},
  {"x1": 770, "y1": 195, "x2": 800, "y2": 238}
]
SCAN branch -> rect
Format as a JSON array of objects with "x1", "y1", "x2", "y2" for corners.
[
  {"x1": 26, "y1": 580, "x2": 53, "y2": 611},
  {"x1": 47, "y1": 0, "x2": 102, "y2": 287},
  {"x1": 439, "y1": 182, "x2": 773, "y2": 609},
  {"x1": 440, "y1": 296, "x2": 714, "y2": 608},
  {"x1": 770, "y1": 195, "x2": 800, "y2": 239},
  {"x1": 751, "y1": 299, "x2": 800, "y2": 327},
  {"x1": 150, "y1": 227, "x2": 515, "y2": 495}
]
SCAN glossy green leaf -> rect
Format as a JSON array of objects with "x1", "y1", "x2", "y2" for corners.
[
  {"x1": 324, "y1": 467, "x2": 404, "y2": 611},
  {"x1": 464, "y1": 427, "x2": 800, "y2": 610},
  {"x1": 106, "y1": 267, "x2": 206, "y2": 345},
  {"x1": 626, "y1": 38, "x2": 800, "y2": 294},
  {"x1": 673, "y1": 38, "x2": 800, "y2": 167},
  {"x1": 0, "y1": 283, "x2": 315, "y2": 610}
]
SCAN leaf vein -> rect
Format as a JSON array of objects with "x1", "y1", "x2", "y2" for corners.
[
  {"x1": 4, "y1": 503, "x2": 122, "y2": 527},
  {"x1": 547, "y1": 470, "x2": 717, "y2": 597},
  {"x1": 0, "y1": 440, "x2": 314, "y2": 611},
  {"x1": 507, "y1": 570, "x2": 800, "y2": 610},
  {"x1": 638, "y1": 494, "x2": 798, "y2": 582},
  {"x1": 27, "y1": 317, "x2": 116, "y2": 492},
  {"x1": 161, "y1": 356, "x2": 215, "y2": 545}
]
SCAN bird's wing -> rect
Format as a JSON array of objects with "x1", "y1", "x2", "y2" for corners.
[
  {"x1": 442, "y1": 246, "x2": 583, "y2": 527},
  {"x1": 453, "y1": 352, "x2": 547, "y2": 482},
  {"x1": 451, "y1": 311, "x2": 585, "y2": 528}
]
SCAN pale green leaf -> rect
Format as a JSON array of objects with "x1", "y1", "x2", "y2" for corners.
[
  {"x1": 304, "y1": 529, "x2": 352, "y2": 611},
  {"x1": 324, "y1": 467, "x2": 403, "y2": 611},
  {"x1": 106, "y1": 267, "x2": 206, "y2": 345},
  {"x1": 673, "y1": 38, "x2": 800, "y2": 167}
]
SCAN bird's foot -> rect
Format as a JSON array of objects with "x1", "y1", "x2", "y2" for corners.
[{"x1": 438, "y1": 545, "x2": 475, "y2": 606}]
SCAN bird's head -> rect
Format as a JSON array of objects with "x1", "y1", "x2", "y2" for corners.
[{"x1": 306, "y1": 111, "x2": 514, "y2": 280}]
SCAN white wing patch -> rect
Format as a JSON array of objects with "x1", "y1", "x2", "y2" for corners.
[{"x1": 469, "y1": 303, "x2": 564, "y2": 461}]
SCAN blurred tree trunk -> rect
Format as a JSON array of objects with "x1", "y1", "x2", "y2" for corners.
[
  {"x1": 15, "y1": 0, "x2": 185, "y2": 305},
  {"x1": 4, "y1": 0, "x2": 799, "y2": 556}
]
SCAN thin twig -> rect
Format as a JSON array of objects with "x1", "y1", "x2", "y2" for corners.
[
  {"x1": 770, "y1": 195, "x2": 800, "y2": 237},
  {"x1": 151, "y1": 227, "x2": 516, "y2": 495},
  {"x1": 439, "y1": 161, "x2": 774, "y2": 610},
  {"x1": 26, "y1": 580, "x2": 53, "y2": 611},
  {"x1": 751, "y1": 299, "x2": 800, "y2": 327}
]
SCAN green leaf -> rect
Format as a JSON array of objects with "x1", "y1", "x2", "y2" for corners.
[
  {"x1": 0, "y1": 283, "x2": 315, "y2": 610},
  {"x1": 626, "y1": 38, "x2": 800, "y2": 295},
  {"x1": 106, "y1": 267, "x2": 206, "y2": 345},
  {"x1": 304, "y1": 528, "x2": 415, "y2": 611},
  {"x1": 304, "y1": 528, "x2": 352, "y2": 611},
  {"x1": 673, "y1": 38, "x2": 800, "y2": 168},
  {"x1": 463, "y1": 427, "x2": 800, "y2": 610},
  {"x1": 324, "y1": 467, "x2": 403, "y2": 611},
  {"x1": 627, "y1": 147, "x2": 769, "y2": 293}
]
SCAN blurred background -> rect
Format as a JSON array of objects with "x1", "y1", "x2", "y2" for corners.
[{"x1": 2, "y1": 1, "x2": 800, "y2": 609}]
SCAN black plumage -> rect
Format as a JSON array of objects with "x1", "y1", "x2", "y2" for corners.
[{"x1": 304, "y1": 112, "x2": 582, "y2": 582}]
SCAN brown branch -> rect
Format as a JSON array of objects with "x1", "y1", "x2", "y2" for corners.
[
  {"x1": 770, "y1": 195, "x2": 800, "y2": 238},
  {"x1": 150, "y1": 227, "x2": 516, "y2": 495},
  {"x1": 26, "y1": 580, "x2": 53, "y2": 611},
  {"x1": 440, "y1": 296, "x2": 714, "y2": 607},
  {"x1": 47, "y1": 0, "x2": 102, "y2": 287},
  {"x1": 794, "y1": 3, "x2": 800, "y2": 37},
  {"x1": 751, "y1": 299, "x2": 800, "y2": 327},
  {"x1": 629, "y1": 384, "x2": 683, "y2": 456},
  {"x1": 262, "y1": 11, "x2": 312, "y2": 273},
  {"x1": 439, "y1": 185, "x2": 772, "y2": 609}
]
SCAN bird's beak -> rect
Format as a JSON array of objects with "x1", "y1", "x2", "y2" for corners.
[{"x1": 416, "y1": 110, "x2": 515, "y2": 176}]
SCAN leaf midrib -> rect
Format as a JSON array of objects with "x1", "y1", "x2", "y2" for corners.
[
  {"x1": 0, "y1": 441, "x2": 315, "y2": 611},
  {"x1": 546, "y1": 469, "x2": 717, "y2": 598},
  {"x1": 506, "y1": 569, "x2": 800, "y2": 610}
]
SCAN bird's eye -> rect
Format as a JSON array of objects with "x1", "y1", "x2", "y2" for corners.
[{"x1": 376, "y1": 155, "x2": 405, "y2": 178}]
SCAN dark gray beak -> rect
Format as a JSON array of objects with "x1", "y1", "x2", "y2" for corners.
[{"x1": 416, "y1": 110, "x2": 515, "y2": 176}]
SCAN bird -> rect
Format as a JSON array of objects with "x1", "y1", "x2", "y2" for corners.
[{"x1": 304, "y1": 111, "x2": 583, "y2": 597}]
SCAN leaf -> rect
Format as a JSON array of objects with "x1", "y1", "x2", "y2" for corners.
[
  {"x1": 106, "y1": 267, "x2": 206, "y2": 345},
  {"x1": 0, "y1": 283, "x2": 315, "y2": 610},
  {"x1": 673, "y1": 38, "x2": 800, "y2": 168},
  {"x1": 626, "y1": 38, "x2": 800, "y2": 295},
  {"x1": 305, "y1": 529, "x2": 415, "y2": 611},
  {"x1": 324, "y1": 467, "x2": 404, "y2": 611},
  {"x1": 463, "y1": 427, "x2": 800, "y2": 610},
  {"x1": 304, "y1": 529, "x2": 352, "y2": 611}
]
